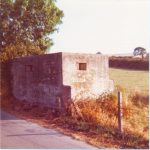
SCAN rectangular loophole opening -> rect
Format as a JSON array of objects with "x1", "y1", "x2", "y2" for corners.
[{"x1": 79, "y1": 63, "x2": 87, "y2": 70}]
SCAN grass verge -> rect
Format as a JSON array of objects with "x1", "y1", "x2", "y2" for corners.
[{"x1": 1, "y1": 91, "x2": 149, "y2": 149}]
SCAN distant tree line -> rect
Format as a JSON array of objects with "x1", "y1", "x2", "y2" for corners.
[{"x1": 109, "y1": 56, "x2": 149, "y2": 70}]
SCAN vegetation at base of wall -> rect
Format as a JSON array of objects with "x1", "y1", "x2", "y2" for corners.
[
  {"x1": 67, "y1": 91, "x2": 148, "y2": 140},
  {"x1": 0, "y1": 0, "x2": 64, "y2": 62},
  {"x1": 1, "y1": 90, "x2": 149, "y2": 149},
  {"x1": 109, "y1": 57, "x2": 149, "y2": 70}
]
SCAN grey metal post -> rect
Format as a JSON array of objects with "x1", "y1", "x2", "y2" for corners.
[{"x1": 118, "y1": 91, "x2": 123, "y2": 133}]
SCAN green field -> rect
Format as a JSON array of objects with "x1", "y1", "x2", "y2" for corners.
[{"x1": 109, "y1": 68, "x2": 149, "y2": 95}]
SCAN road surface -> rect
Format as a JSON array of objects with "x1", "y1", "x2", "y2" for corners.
[{"x1": 0, "y1": 110, "x2": 98, "y2": 149}]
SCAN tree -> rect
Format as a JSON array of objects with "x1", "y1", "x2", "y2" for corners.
[
  {"x1": 133, "y1": 47, "x2": 147, "y2": 59},
  {"x1": 0, "y1": 0, "x2": 63, "y2": 61}
]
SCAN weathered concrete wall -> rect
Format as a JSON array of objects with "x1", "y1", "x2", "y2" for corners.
[
  {"x1": 62, "y1": 53, "x2": 114, "y2": 99},
  {"x1": 10, "y1": 52, "x2": 114, "y2": 109},
  {"x1": 11, "y1": 53, "x2": 70, "y2": 109}
]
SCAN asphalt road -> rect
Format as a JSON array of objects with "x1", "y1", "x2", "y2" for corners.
[{"x1": 0, "y1": 110, "x2": 98, "y2": 149}]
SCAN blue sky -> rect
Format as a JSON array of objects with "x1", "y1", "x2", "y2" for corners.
[{"x1": 50, "y1": 0, "x2": 149, "y2": 54}]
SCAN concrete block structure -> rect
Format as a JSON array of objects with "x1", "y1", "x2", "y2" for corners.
[{"x1": 11, "y1": 52, "x2": 114, "y2": 109}]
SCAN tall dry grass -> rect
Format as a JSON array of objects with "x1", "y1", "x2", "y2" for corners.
[{"x1": 68, "y1": 90, "x2": 149, "y2": 140}]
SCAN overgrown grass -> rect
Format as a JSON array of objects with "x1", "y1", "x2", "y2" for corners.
[{"x1": 70, "y1": 91, "x2": 148, "y2": 138}]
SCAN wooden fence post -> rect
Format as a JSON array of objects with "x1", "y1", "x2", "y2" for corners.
[{"x1": 118, "y1": 91, "x2": 123, "y2": 133}]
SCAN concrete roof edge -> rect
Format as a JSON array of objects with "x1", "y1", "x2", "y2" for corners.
[
  {"x1": 54, "y1": 52, "x2": 108, "y2": 57},
  {"x1": 12, "y1": 52, "x2": 108, "y2": 61}
]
